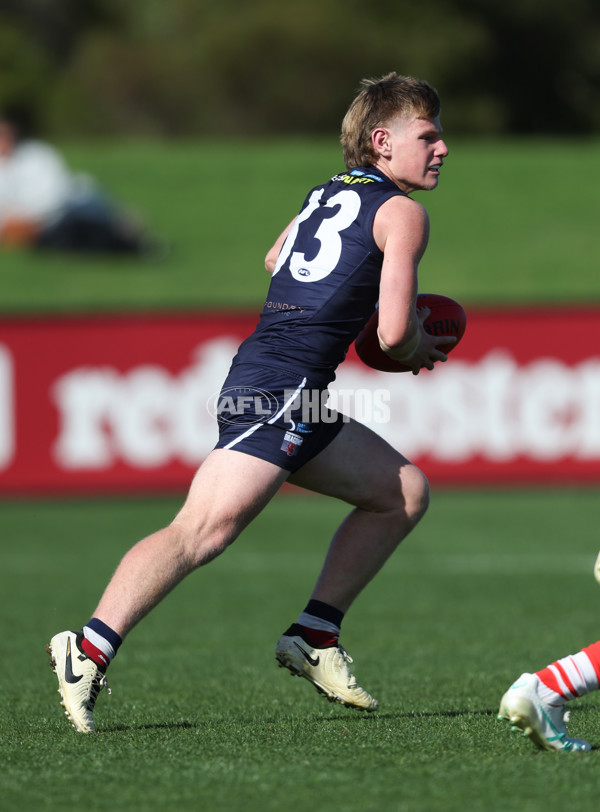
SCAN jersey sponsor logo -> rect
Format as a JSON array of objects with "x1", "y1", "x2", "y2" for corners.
[
  {"x1": 349, "y1": 168, "x2": 384, "y2": 182},
  {"x1": 264, "y1": 300, "x2": 306, "y2": 312},
  {"x1": 331, "y1": 169, "x2": 383, "y2": 185}
]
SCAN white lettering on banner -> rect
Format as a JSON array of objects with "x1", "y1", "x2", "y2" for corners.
[
  {"x1": 53, "y1": 340, "x2": 235, "y2": 469},
  {"x1": 332, "y1": 351, "x2": 600, "y2": 462},
  {"x1": 0, "y1": 345, "x2": 14, "y2": 469},
  {"x1": 51, "y1": 342, "x2": 600, "y2": 471}
]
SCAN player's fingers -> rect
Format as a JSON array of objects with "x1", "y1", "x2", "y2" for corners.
[
  {"x1": 417, "y1": 306, "x2": 430, "y2": 324},
  {"x1": 435, "y1": 335, "x2": 458, "y2": 347},
  {"x1": 412, "y1": 359, "x2": 435, "y2": 375}
]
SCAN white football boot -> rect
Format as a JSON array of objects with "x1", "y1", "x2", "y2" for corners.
[
  {"x1": 275, "y1": 626, "x2": 378, "y2": 711},
  {"x1": 498, "y1": 672, "x2": 590, "y2": 752},
  {"x1": 594, "y1": 551, "x2": 600, "y2": 584},
  {"x1": 46, "y1": 630, "x2": 111, "y2": 733}
]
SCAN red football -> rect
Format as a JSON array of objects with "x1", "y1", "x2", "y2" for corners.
[{"x1": 354, "y1": 293, "x2": 467, "y2": 372}]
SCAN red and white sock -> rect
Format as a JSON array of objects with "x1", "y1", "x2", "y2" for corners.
[
  {"x1": 536, "y1": 640, "x2": 600, "y2": 703},
  {"x1": 80, "y1": 618, "x2": 122, "y2": 669},
  {"x1": 296, "y1": 599, "x2": 344, "y2": 648}
]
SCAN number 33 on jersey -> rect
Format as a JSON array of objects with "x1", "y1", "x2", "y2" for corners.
[{"x1": 235, "y1": 167, "x2": 409, "y2": 385}]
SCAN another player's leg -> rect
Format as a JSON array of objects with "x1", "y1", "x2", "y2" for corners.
[
  {"x1": 498, "y1": 642, "x2": 600, "y2": 751},
  {"x1": 47, "y1": 450, "x2": 289, "y2": 732},
  {"x1": 276, "y1": 418, "x2": 429, "y2": 710}
]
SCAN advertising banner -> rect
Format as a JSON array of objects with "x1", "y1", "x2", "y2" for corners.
[{"x1": 1, "y1": 306, "x2": 599, "y2": 494}]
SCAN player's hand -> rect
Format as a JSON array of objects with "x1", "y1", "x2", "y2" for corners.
[{"x1": 408, "y1": 307, "x2": 457, "y2": 375}]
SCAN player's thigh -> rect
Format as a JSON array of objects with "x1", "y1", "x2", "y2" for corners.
[
  {"x1": 174, "y1": 448, "x2": 289, "y2": 538},
  {"x1": 289, "y1": 418, "x2": 428, "y2": 511}
]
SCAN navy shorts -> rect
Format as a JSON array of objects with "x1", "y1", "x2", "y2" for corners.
[{"x1": 213, "y1": 363, "x2": 346, "y2": 472}]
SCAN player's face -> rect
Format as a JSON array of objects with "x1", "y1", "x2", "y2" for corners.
[{"x1": 376, "y1": 114, "x2": 448, "y2": 194}]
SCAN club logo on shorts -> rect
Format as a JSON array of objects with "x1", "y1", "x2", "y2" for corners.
[{"x1": 281, "y1": 431, "x2": 303, "y2": 457}]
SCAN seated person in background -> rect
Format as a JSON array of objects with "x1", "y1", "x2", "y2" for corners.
[{"x1": 0, "y1": 108, "x2": 162, "y2": 256}]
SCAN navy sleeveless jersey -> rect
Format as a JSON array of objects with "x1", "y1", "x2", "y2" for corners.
[{"x1": 233, "y1": 166, "x2": 406, "y2": 385}]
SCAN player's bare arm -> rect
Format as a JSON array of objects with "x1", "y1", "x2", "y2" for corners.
[
  {"x1": 373, "y1": 195, "x2": 454, "y2": 373},
  {"x1": 265, "y1": 218, "x2": 296, "y2": 273}
]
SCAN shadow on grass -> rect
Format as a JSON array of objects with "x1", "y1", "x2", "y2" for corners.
[
  {"x1": 102, "y1": 720, "x2": 198, "y2": 732},
  {"x1": 317, "y1": 699, "x2": 600, "y2": 723},
  {"x1": 100, "y1": 707, "x2": 503, "y2": 733},
  {"x1": 100, "y1": 701, "x2": 599, "y2": 746}
]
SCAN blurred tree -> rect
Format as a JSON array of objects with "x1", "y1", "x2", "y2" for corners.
[
  {"x1": 456, "y1": 0, "x2": 600, "y2": 133},
  {"x1": 0, "y1": 0, "x2": 598, "y2": 137},
  {"x1": 0, "y1": 17, "x2": 50, "y2": 123},
  {"x1": 0, "y1": 0, "x2": 122, "y2": 131},
  {"x1": 0, "y1": 0, "x2": 118, "y2": 61}
]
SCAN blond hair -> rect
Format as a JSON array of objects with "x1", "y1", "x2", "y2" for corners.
[{"x1": 340, "y1": 73, "x2": 441, "y2": 169}]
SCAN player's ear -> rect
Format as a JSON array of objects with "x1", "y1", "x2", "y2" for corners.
[{"x1": 371, "y1": 127, "x2": 391, "y2": 158}]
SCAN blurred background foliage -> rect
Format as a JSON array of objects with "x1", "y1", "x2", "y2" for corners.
[{"x1": 1, "y1": 0, "x2": 598, "y2": 139}]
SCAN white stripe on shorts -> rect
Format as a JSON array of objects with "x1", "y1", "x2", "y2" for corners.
[{"x1": 224, "y1": 377, "x2": 307, "y2": 450}]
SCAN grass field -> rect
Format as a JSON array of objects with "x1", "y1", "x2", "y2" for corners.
[
  {"x1": 2, "y1": 137, "x2": 600, "y2": 810},
  {"x1": 0, "y1": 137, "x2": 599, "y2": 312},
  {"x1": 2, "y1": 489, "x2": 600, "y2": 811}
]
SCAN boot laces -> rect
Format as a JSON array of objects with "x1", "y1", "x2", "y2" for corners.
[{"x1": 87, "y1": 670, "x2": 112, "y2": 711}]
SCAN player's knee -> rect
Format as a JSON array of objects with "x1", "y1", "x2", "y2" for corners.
[
  {"x1": 369, "y1": 462, "x2": 429, "y2": 521},
  {"x1": 401, "y1": 464, "x2": 430, "y2": 523},
  {"x1": 170, "y1": 517, "x2": 234, "y2": 569}
]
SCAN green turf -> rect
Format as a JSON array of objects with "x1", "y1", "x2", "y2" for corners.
[
  {"x1": 1, "y1": 490, "x2": 599, "y2": 811},
  {"x1": 0, "y1": 137, "x2": 599, "y2": 313}
]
